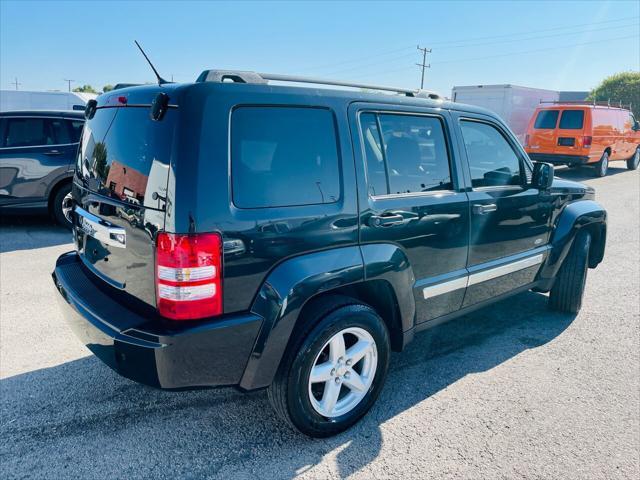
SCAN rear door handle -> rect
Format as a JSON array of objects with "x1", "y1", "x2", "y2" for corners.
[
  {"x1": 369, "y1": 214, "x2": 406, "y2": 227},
  {"x1": 44, "y1": 150, "x2": 62, "y2": 155},
  {"x1": 472, "y1": 204, "x2": 497, "y2": 215}
]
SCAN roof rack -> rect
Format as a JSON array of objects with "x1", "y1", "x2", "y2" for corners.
[
  {"x1": 539, "y1": 99, "x2": 632, "y2": 110},
  {"x1": 195, "y1": 69, "x2": 442, "y2": 100}
]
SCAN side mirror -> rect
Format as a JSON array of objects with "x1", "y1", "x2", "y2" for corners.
[
  {"x1": 633, "y1": 121, "x2": 640, "y2": 132},
  {"x1": 531, "y1": 162, "x2": 554, "y2": 190}
]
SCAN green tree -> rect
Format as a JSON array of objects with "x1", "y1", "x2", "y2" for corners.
[
  {"x1": 587, "y1": 71, "x2": 640, "y2": 117},
  {"x1": 73, "y1": 84, "x2": 98, "y2": 94},
  {"x1": 102, "y1": 84, "x2": 114, "y2": 93}
]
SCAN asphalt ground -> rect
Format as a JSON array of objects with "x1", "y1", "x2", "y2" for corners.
[{"x1": 1, "y1": 165, "x2": 638, "y2": 479}]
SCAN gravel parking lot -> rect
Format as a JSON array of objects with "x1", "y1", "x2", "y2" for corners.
[{"x1": 1, "y1": 166, "x2": 638, "y2": 479}]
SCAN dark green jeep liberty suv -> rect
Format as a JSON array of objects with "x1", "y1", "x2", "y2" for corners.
[{"x1": 52, "y1": 71, "x2": 606, "y2": 437}]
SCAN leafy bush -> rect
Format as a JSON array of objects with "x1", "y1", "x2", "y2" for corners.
[{"x1": 587, "y1": 71, "x2": 640, "y2": 117}]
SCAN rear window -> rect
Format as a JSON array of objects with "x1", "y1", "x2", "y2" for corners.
[
  {"x1": 534, "y1": 110, "x2": 559, "y2": 129},
  {"x1": 1, "y1": 117, "x2": 69, "y2": 147},
  {"x1": 559, "y1": 110, "x2": 585, "y2": 129},
  {"x1": 77, "y1": 107, "x2": 174, "y2": 209},
  {"x1": 231, "y1": 106, "x2": 341, "y2": 208}
]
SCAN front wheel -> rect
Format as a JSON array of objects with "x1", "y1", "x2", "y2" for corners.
[
  {"x1": 549, "y1": 230, "x2": 591, "y2": 313},
  {"x1": 268, "y1": 297, "x2": 390, "y2": 437},
  {"x1": 627, "y1": 147, "x2": 639, "y2": 170},
  {"x1": 594, "y1": 151, "x2": 609, "y2": 177}
]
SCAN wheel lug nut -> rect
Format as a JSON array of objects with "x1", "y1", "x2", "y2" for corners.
[
  {"x1": 346, "y1": 359, "x2": 352, "y2": 366},
  {"x1": 330, "y1": 368, "x2": 335, "y2": 376},
  {"x1": 335, "y1": 377, "x2": 341, "y2": 384},
  {"x1": 344, "y1": 371, "x2": 350, "y2": 378}
]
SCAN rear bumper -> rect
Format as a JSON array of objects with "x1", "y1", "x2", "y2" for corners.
[
  {"x1": 52, "y1": 252, "x2": 263, "y2": 390},
  {"x1": 527, "y1": 153, "x2": 591, "y2": 166}
]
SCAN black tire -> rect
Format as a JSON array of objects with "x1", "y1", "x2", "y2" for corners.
[
  {"x1": 268, "y1": 296, "x2": 390, "y2": 437},
  {"x1": 51, "y1": 183, "x2": 73, "y2": 229},
  {"x1": 627, "y1": 147, "x2": 639, "y2": 170},
  {"x1": 549, "y1": 230, "x2": 591, "y2": 313},
  {"x1": 594, "y1": 151, "x2": 609, "y2": 177}
]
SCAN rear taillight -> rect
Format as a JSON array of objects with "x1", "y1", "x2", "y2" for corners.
[
  {"x1": 524, "y1": 134, "x2": 530, "y2": 147},
  {"x1": 155, "y1": 232, "x2": 222, "y2": 320},
  {"x1": 582, "y1": 136, "x2": 592, "y2": 148}
]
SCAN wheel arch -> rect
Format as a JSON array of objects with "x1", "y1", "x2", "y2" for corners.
[
  {"x1": 239, "y1": 243, "x2": 416, "y2": 391},
  {"x1": 46, "y1": 174, "x2": 73, "y2": 212},
  {"x1": 538, "y1": 200, "x2": 607, "y2": 287}
]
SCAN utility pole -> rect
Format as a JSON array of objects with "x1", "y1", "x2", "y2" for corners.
[
  {"x1": 416, "y1": 45, "x2": 431, "y2": 90},
  {"x1": 63, "y1": 79, "x2": 74, "y2": 92},
  {"x1": 11, "y1": 77, "x2": 21, "y2": 90}
]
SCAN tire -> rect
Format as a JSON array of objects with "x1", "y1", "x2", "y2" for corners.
[
  {"x1": 627, "y1": 147, "x2": 639, "y2": 170},
  {"x1": 268, "y1": 296, "x2": 390, "y2": 437},
  {"x1": 594, "y1": 151, "x2": 609, "y2": 177},
  {"x1": 549, "y1": 230, "x2": 591, "y2": 313},
  {"x1": 51, "y1": 183, "x2": 73, "y2": 229}
]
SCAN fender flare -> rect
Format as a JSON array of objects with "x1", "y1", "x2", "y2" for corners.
[
  {"x1": 45, "y1": 171, "x2": 74, "y2": 204},
  {"x1": 538, "y1": 200, "x2": 606, "y2": 285},
  {"x1": 239, "y1": 243, "x2": 417, "y2": 390}
]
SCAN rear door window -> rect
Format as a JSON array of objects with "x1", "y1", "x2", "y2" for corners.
[
  {"x1": 460, "y1": 120, "x2": 523, "y2": 188},
  {"x1": 2, "y1": 117, "x2": 67, "y2": 147},
  {"x1": 231, "y1": 106, "x2": 341, "y2": 208},
  {"x1": 360, "y1": 112, "x2": 452, "y2": 196},
  {"x1": 559, "y1": 110, "x2": 584, "y2": 129},
  {"x1": 534, "y1": 110, "x2": 559, "y2": 129}
]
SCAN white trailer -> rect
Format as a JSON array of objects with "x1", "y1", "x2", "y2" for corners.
[
  {"x1": 0, "y1": 90, "x2": 97, "y2": 112},
  {"x1": 451, "y1": 84, "x2": 559, "y2": 144}
]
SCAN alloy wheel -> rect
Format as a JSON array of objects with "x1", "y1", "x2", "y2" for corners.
[
  {"x1": 308, "y1": 327, "x2": 377, "y2": 418},
  {"x1": 61, "y1": 192, "x2": 74, "y2": 223}
]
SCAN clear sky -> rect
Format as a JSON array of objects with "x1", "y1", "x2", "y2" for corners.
[{"x1": 1, "y1": 0, "x2": 638, "y2": 97}]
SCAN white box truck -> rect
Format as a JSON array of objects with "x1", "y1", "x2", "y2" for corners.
[
  {"x1": 0, "y1": 90, "x2": 97, "y2": 112},
  {"x1": 452, "y1": 84, "x2": 559, "y2": 144}
]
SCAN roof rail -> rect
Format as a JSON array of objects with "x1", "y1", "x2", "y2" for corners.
[
  {"x1": 196, "y1": 69, "x2": 442, "y2": 100},
  {"x1": 539, "y1": 99, "x2": 631, "y2": 110}
]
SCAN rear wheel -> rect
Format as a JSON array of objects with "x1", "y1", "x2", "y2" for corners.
[
  {"x1": 594, "y1": 151, "x2": 609, "y2": 177},
  {"x1": 52, "y1": 183, "x2": 73, "y2": 229},
  {"x1": 549, "y1": 230, "x2": 591, "y2": 313},
  {"x1": 268, "y1": 297, "x2": 390, "y2": 437},
  {"x1": 627, "y1": 147, "x2": 639, "y2": 170}
]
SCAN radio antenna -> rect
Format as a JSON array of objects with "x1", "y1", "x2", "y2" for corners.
[{"x1": 134, "y1": 40, "x2": 170, "y2": 85}]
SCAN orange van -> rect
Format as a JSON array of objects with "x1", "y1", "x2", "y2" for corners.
[{"x1": 524, "y1": 102, "x2": 640, "y2": 176}]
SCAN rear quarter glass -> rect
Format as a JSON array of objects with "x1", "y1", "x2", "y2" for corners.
[{"x1": 230, "y1": 106, "x2": 341, "y2": 209}]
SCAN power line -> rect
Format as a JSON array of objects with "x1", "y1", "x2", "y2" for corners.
[
  {"x1": 352, "y1": 33, "x2": 639, "y2": 81},
  {"x1": 297, "y1": 15, "x2": 639, "y2": 74},
  {"x1": 428, "y1": 15, "x2": 639, "y2": 45},
  {"x1": 431, "y1": 34, "x2": 639, "y2": 65},
  {"x1": 63, "y1": 79, "x2": 74, "y2": 92},
  {"x1": 323, "y1": 20, "x2": 633, "y2": 79},
  {"x1": 436, "y1": 22, "x2": 639, "y2": 50},
  {"x1": 11, "y1": 77, "x2": 21, "y2": 90},
  {"x1": 416, "y1": 45, "x2": 431, "y2": 89}
]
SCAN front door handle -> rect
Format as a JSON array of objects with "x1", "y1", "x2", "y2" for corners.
[
  {"x1": 369, "y1": 214, "x2": 406, "y2": 227},
  {"x1": 44, "y1": 150, "x2": 62, "y2": 155},
  {"x1": 472, "y1": 204, "x2": 497, "y2": 215}
]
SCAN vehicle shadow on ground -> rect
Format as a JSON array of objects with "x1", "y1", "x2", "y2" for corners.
[
  {"x1": 0, "y1": 215, "x2": 71, "y2": 253},
  {"x1": 1, "y1": 291, "x2": 575, "y2": 479},
  {"x1": 554, "y1": 165, "x2": 630, "y2": 181}
]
